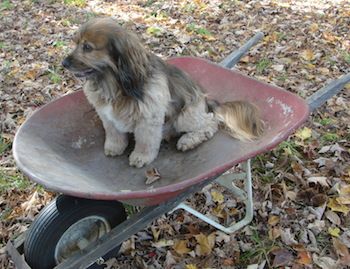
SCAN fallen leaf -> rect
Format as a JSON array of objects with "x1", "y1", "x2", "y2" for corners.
[
  {"x1": 328, "y1": 227, "x2": 341, "y2": 237},
  {"x1": 185, "y1": 264, "x2": 198, "y2": 269},
  {"x1": 327, "y1": 198, "x2": 350, "y2": 214},
  {"x1": 269, "y1": 226, "x2": 282, "y2": 240},
  {"x1": 222, "y1": 258, "x2": 235, "y2": 266},
  {"x1": 307, "y1": 220, "x2": 325, "y2": 234},
  {"x1": 295, "y1": 127, "x2": 312, "y2": 140},
  {"x1": 215, "y1": 231, "x2": 231, "y2": 243},
  {"x1": 319, "y1": 143, "x2": 345, "y2": 154},
  {"x1": 212, "y1": 204, "x2": 225, "y2": 218},
  {"x1": 281, "y1": 228, "x2": 298, "y2": 245},
  {"x1": 151, "y1": 226, "x2": 160, "y2": 241},
  {"x1": 297, "y1": 251, "x2": 312, "y2": 265},
  {"x1": 272, "y1": 64, "x2": 284, "y2": 72},
  {"x1": 325, "y1": 210, "x2": 341, "y2": 226},
  {"x1": 211, "y1": 190, "x2": 224, "y2": 204},
  {"x1": 145, "y1": 168, "x2": 161, "y2": 185},
  {"x1": 307, "y1": 176, "x2": 329, "y2": 187},
  {"x1": 152, "y1": 239, "x2": 174, "y2": 248},
  {"x1": 338, "y1": 185, "x2": 350, "y2": 204},
  {"x1": 195, "y1": 232, "x2": 216, "y2": 256},
  {"x1": 164, "y1": 251, "x2": 177, "y2": 268},
  {"x1": 173, "y1": 240, "x2": 191, "y2": 255},
  {"x1": 333, "y1": 237, "x2": 350, "y2": 264},
  {"x1": 272, "y1": 248, "x2": 294, "y2": 267},
  {"x1": 268, "y1": 215, "x2": 280, "y2": 226},
  {"x1": 301, "y1": 49, "x2": 315, "y2": 61},
  {"x1": 312, "y1": 254, "x2": 337, "y2": 269},
  {"x1": 311, "y1": 194, "x2": 328, "y2": 207}
]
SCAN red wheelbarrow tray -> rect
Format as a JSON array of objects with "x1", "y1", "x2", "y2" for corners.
[{"x1": 13, "y1": 57, "x2": 309, "y2": 206}]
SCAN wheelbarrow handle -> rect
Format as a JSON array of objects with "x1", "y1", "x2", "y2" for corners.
[
  {"x1": 219, "y1": 31, "x2": 265, "y2": 69},
  {"x1": 307, "y1": 73, "x2": 350, "y2": 111}
]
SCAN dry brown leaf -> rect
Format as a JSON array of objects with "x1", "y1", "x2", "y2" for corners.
[
  {"x1": 327, "y1": 198, "x2": 350, "y2": 214},
  {"x1": 296, "y1": 251, "x2": 312, "y2": 265},
  {"x1": 301, "y1": 49, "x2": 315, "y2": 61},
  {"x1": 312, "y1": 254, "x2": 337, "y2": 269},
  {"x1": 152, "y1": 239, "x2": 174, "y2": 249},
  {"x1": 195, "y1": 232, "x2": 216, "y2": 256},
  {"x1": 307, "y1": 176, "x2": 329, "y2": 187},
  {"x1": 333, "y1": 238, "x2": 350, "y2": 264},
  {"x1": 272, "y1": 248, "x2": 294, "y2": 267},
  {"x1": 151, "y1": 226, "x2": 160, "y2": 241},
  {"x1": 269, "y1": 226, "x2": 282, "y2": 240},
  {"x1": 222, "y1": 258, "x2": 234, "y2": 266},
  {"x1": 145, "y1": 168, "x2": 161, "y2": 185},
  {"x1": 212, "y1": 204, "x2": 225, "y2": 218},
  {"x1": 268, "y1": 215, "x2": 280, "y2": 226},
  {"x1": 173, "y1": 240, "x2": 191, "y2": 255},
  {"x1": 325, "y1": 210, "x2": 341, "y2": 226}
]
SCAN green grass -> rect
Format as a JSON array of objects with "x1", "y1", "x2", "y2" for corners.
[
  {"x1": 276, "y1": 74, "x2": 288, "y2": 82},
  {"x1": 52, "y1": 40, "x2": 66, "y2": 48},
  {"x1": 123, "y1": 204, "x2": 140, "y2": 216},
  {"x1": 0, "y1": 171, "x2": 31, "y2": 193},
  {"x1": 276, "y1": 31, "x2": 286, "y2": 41},
  {"x1": 85, "y1": 11, "x2": 98, "y2": 20},
  {"x1": 183, "y1": 3, "x2": 196, "y2": 13},
  {"x1": 186, "y1": 23, "x2": 212, "y2": 37},
  {"x1": 46, "y1": 68, "x2": 62, "y2": 84},
  {"x1": 239, "y1": 228, "x2": 275, "y2": 266},
  {"x1": 63, "y1": 0, "x2": 86, "y2": 7},
  {"x1": 0, "y1": 134, "x2": 11, "y2": 155},
  {"x1": 342, "y1": 52, "x2": 350, "y2": 64},
  {"x1": 146, "y1": 26, "x2": 162, "y2": 36},
  {"x1": 277, "y1": 141, "x2": 300, "y2": 156},
  {"x1": 321, "y1": 133, "x2": 339, "y2": 143},
  {"x1": 0, "y1": 42, "x2": 6, "y2": 49},
  {"x1": 0, "y1": 0, "x2": 13, "y2": 11},
  {"x1": 318, "y1": 117, "x2": 333, "y2": 126},
  {"x1": 256, "y1": 58, "x2": 271, "y2": 74},
  {"x1": 143, "y1": 0, "x2": 157, "y2": 7}
]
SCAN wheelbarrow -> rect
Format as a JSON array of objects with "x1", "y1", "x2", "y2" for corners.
[{"x1": 6, "y1": 32, "x2": 350, "y2": 269}]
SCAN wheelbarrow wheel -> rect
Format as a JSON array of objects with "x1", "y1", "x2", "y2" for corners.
[{"x1": 24, "y1": 195, "x2": 127, "y2": 269}]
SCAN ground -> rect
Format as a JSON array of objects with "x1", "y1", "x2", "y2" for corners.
[{"x1": 0, "y1": 0, "x2": 350, "y2": 268}]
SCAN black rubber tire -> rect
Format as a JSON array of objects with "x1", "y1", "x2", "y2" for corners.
[{"x1": 24, "y1": 195, "x2": 127, "y2": 269}]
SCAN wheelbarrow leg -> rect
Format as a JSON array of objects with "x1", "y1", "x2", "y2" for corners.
[{"x1": 175, "y1": 159, "x2": 253, "y2": 234}]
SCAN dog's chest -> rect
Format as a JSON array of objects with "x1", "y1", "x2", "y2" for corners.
[{"x1": 98, "y1": 105, "x2": 133, "y2": 133}]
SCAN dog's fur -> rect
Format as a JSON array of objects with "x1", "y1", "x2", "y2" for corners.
[{"x1": 63, "y1": 18, "x2": 263, "y2": 168}]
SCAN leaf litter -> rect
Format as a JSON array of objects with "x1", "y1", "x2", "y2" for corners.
[{"x1": 1, "y1": 0, "x2": 350, "y2": 268}]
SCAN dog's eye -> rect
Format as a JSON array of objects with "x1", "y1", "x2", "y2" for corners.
[{"x1": 82, "y1": 43, "x2": 93, "y2": 52}]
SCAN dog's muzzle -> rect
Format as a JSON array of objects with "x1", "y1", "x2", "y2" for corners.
[{"x1": 62, "y1": 57, "x2": 95, "y2": 78}]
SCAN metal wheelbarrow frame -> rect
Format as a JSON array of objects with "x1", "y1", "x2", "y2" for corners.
[{"x1": 6, "y1": 32, "x2": 350, "y2": 269}]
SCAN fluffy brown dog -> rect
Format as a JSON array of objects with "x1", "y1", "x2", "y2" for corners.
[{"x1": 62, "y1": 18, "x2": 263, "y2": 168}]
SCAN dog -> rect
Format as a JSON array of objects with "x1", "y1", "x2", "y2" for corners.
[{"x1": 62, "y1": 18, "x2": 263, "y2": 168}]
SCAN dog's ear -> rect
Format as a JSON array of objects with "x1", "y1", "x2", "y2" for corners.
[{"x1": 108, "y1": 32, "x2": 149, "y2": 101}]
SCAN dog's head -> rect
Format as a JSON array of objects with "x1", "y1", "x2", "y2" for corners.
[{"x1": 62, "y1": 18, "x2": 149, "y2": 100}]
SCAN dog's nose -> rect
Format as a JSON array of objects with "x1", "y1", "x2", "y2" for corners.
[{"x1": 62, "y1": 58, "x2": 71, "y2": 69}]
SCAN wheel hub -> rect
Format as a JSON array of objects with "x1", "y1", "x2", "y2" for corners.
[{"x1": 54, "y1": 216, "x2": 110, "y2": 263}]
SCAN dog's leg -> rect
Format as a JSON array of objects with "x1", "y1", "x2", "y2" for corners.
[
  {"x1": 175, "y1": 100, "x2": 218, "y2": 151},
  {"x1": 100, "y1": 116, "x2": 128, "y2": 157},
  {"x1": 129, "y1": 120, "x2": 163, "y2": 168}
]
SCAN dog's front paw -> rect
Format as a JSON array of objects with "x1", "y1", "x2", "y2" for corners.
[
  {"x1": 129, "y1": 151, "x2": 155, "y2": 168},
  {"x1": 177, "y1": 132, "x2": 210, "y2": 152},
  {"x1": 104, "y1": 139, "x2": 128, "y2": 157}
]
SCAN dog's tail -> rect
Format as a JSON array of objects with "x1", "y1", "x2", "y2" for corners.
[{"x1": 209, "y1": 100, "x2": 263, "y2": 141}]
